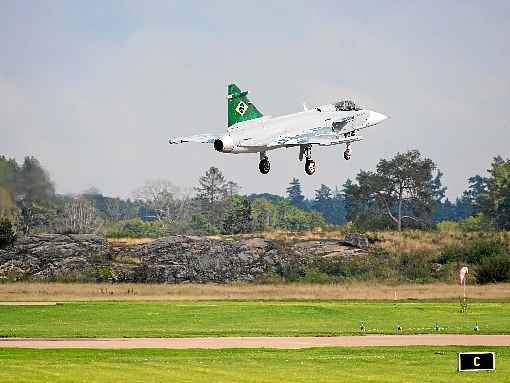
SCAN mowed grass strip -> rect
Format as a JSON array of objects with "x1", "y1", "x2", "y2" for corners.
[
  {"x1": 0, "y1": 347, "x2": 508, "y2": 383},
  {"x1": 1, "y1": 301, "x2": 509, "y2": 337}
]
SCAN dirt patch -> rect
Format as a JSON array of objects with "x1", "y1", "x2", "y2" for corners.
[{"x1": 1, "y1": 335, "x2": 509, "y2": 349}]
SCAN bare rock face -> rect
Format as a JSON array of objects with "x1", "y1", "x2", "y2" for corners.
[
  {"x1": 0, "y1": 234, "x2": 109, "y2": 281},
  {"x1": 341, "y1": 233, "x2": 370, "y2": 249},
  {"x1": 0, "y1": 234, "x2": 370, "y2": 283},
  {"x1": 133, "y1": 236, "x2": 283, "y2": 283},
  {"x1": 291, "y1": 240, "x2": 367, "y2": 258}
]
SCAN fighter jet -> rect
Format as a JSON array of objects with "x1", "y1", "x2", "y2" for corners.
[{"x1": 169, "y1": 84, "x2": 388, "y2": 175}]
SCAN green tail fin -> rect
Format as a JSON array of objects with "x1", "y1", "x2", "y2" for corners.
[{"x1": 228, "y1": 84, "x2": 263, "y2": 127}]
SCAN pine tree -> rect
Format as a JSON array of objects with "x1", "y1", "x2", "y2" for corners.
[
  {"x1": 462, "y1": 175, "x2": 488, "y2": 215},
  {"x1": 225, "y1": 181, "x2": 241, "y2": 199},
  {"x1": 196, "y1": 167, "x2": 226, "y2": 204},
  {"x1": 481, "y1": 156, "x2": 510, "y2": 229},
  {"x1": 431, "y1": 170, "x2": 448, "y2": 222},
  {"x1": 222, "y1": 195, "x2": 253, "y2": 234},
  {"x1": 312, "y1": 184, "x2": 332, "y2": 222},
  {"x1": 312, "y1": 184, "x2": 346, "y2": 225},
  {"x1": 331, "y1": 188, "x2": 347, "y2": 225},
  {"x1": 314, "y1": 184, "x2": 332, "y2": 202},
  {"x1": 286, "y1": 178, "x2": 305, "y2": 209},
  {"x1": 195, "y1": 167, "x2": 228, "y2": 226}
]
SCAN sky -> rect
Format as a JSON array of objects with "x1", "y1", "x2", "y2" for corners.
[{"x1": 1, "y1": 0, "x2": 509, "y2": 200}]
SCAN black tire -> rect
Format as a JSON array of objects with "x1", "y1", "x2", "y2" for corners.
[
  {"x1": 344, "y1": 151, "x2": 351, "y2": 160},
  {"x1": 305, "y1": 159, "x2": 316, "y2": 175},
  {"x1": 259, "y1": 158, "x2": 270, "y2": 174}
]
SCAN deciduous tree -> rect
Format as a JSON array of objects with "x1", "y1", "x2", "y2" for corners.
[
  {"x1": 343, "y1": 150, "x2": 437, "y2": 231},
  {"x1": 133, "y1": 179, "x2": 191, "y2": 223},
  {"x1": 58, "y1": 197, "x2": 98, "y2": 234}
]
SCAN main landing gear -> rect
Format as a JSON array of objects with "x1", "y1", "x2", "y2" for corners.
[
  {"x1": 259, "y1": 143, "x2": 352, "y2": 175},
  {"x1": 299, "y1": 145, "x2": 316, "y2": 175},
  {"x1": 305, "y1": 158, "x2": 316, "y2": 175},
  {"x1": 344, "y1": 143, "x2": 352, "y2": 160},
  {"x1": 259, "y1": 152, "x2": 270, "y2": 174}
]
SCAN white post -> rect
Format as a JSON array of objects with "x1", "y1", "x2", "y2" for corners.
[{"x1": 460, "y1": 266, "x2": 469, "y2": 300}]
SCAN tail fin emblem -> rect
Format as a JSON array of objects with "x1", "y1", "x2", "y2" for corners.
[{"x1": 236, "y1": 101, "x2": 248, "y2": 115}]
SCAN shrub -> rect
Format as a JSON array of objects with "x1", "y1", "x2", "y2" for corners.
[
  {"x1": 300, "y1": 268, "x2": 333, "y2": 284},
  {"x1": 312, "y1": 256, "x2": 375, "y2": 281},
  {"x1": 403, "y1": 230, "x2": 425, "y2": 240},
  {"x1": 398, "y1": 251, "x2": 434, "y2": 282},
  {"x1": 466, "y1": 238, "x2": 506, "y2": 264},
  {"x1": 0, "y1": 218, "x2": 16, "y2": 248},
  {"x1": 274, "y1": 259, "x2": 306, "y2": 282},
  {"x1": 253, "y1": 271, "x2": 285, "y2": 284},
  {"x1": 273, "y1": 200, "x2": 326, "y2": 231},
  {"x1": 89, "y1": 266, "x2": 113, "y2": 282},
  {"x1": 436, "y1": 220, "x2": 460, "y2": 233},
  {"x1": 106, "y1": 219, "x2": 168, "y2": 238},
  {"x1": 437, "y1": 239, "x2": 507, "y2": 265},
  {"x1": 476, "y1": 256, "x2": 510, "y2": 283},
  {"x1": 457, "y1": 214, "x2": 495, "y2": 232},
  {"x1": 221, "y1": 196, "x2": 253, "y2": 235},
  {"x1": 437, "y1": 245, "x2": 463, "y2": 264},
  {"x1": 342, "y1": 222, "x2": 359, "y2": 233},
  {"x1": 191, "y1": 214, "x2": 220, "y2": 235}
]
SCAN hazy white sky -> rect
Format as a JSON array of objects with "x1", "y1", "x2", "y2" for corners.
[{"x1": 1, "y1": 1, "x2": 509, "y2": 199}]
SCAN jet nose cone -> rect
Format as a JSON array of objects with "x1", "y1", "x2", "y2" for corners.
[{"x1": 367, "y1": 111, "x2": 388, "y2": 126}]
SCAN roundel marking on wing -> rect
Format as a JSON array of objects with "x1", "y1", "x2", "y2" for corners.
[{"x1": 236, "y1": 101, "x2": 248, "y2": 115}]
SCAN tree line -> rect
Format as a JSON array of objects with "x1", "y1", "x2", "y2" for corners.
[
  {"x1": 282, "y1": 150, "x2": 509, "y2": 232},
  {"x1": 1, "y1": 150, "x2": 509, "y2": 240}
]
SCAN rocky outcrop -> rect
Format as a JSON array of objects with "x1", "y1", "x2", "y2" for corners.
[
  {"x1": 0, "y1": 234, "x2": 370, "y2": 283},
  {"x1": 341, "y1": 233, "x2": 371, "y2": 249},
  {"x1": 291, "y1": 240, "x2": 368, "y2": 258},
  {"x1": 134, "y1": 237, "x2": 284, "y2": 283},
  {"x1": 0, "y1": 234, "x2": 110, "y2": 281}
]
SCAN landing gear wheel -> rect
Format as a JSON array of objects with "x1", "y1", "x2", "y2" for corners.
[
  {"x1": 344, "y1": 144, "x2": 352, "y2": 160},
  {"x1": 305, "y1": 159, "x2": 316, "y2": 175},
  {"x1": 259, "y1": 158, "x2": 270, "y2": 174}
]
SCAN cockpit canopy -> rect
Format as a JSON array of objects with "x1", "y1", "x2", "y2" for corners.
[{"x1": 334, "y1": 100, "x2": 360, "y2": 111}]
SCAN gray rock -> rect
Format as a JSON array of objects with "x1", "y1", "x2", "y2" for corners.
[
  {"x1": 342, "y1": 233, "x2": 370, "y2": 249},
  {"x1": 0, "y1": 234, "x2": 109, "y2": 282},
  {"x1": 431, "y1": 263, "x2": 443, "y2": 273},
  {"x1": 0, "y1": 233, "x2": 369, "y2": 283}
]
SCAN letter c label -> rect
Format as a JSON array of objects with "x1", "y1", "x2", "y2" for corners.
[{"x1": 474, "y1": 356, "x2": 480, "y2": 367}]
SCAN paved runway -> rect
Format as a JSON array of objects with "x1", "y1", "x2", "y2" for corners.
[{"x1": 1, "y1": 335, "x2": 510, "y2": 349}]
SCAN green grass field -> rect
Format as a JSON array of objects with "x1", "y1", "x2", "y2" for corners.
[
  {"x1": 1, "y1": 301, "x2": 509, "y2": 337},
  {"x1": 0, "y1": 347, "x2": 507, "y2": 383}
]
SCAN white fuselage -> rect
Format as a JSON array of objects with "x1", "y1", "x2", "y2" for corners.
[{"x1": 220, "y1": 105, "x2": 386, "y2": 154}]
